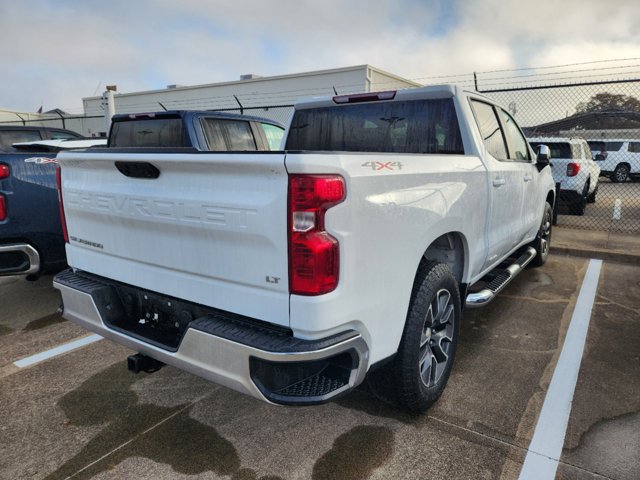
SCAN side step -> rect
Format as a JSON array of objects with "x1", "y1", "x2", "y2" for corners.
[{"x1": 466, "y1": 247, "x2": 537, "y2": 308}]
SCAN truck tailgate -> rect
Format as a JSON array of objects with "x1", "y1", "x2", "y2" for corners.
[{"x1": 58, "y1": 151, "x2": 289, "y2": 327}]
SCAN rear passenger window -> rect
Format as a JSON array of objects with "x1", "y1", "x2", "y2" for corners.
[
  {"x1": 202, "y1": 119, "x2": 256, "y2": 151},
  {"x1": 110, "y1": 118, "x2": 188, "y2": 147},
  {"x1": 0, "y1": 129, "x2": 43, "y2": 151},
  {"x1": 49, "y1": 131, "x2": 81, "y2": 140},
  {"x1": 260, "y1": 123, "x2": 285, "y2": 150},
  {"x1": 498, "y1": 109, "x2": 530, "y2": 161},
  {"x1": 469, "y1": 100, "x2": 508, "y2": 160},
  {"x1": 628, "y1": 142, "x2": 640, "y2": 153}
]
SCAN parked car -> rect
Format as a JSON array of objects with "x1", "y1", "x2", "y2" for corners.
[
  {"x1": 528, "y1": 137, "x2": 600, "y2": 215},
  {"x1": 54, "y1": 85, "x2": 555, "y2": 412},
  {"x1": 0, "y1": 136, "x2": 105, "y2": 277},
  {"x1": 0, "y1": 125, "x2": 83, "y2": 152},
  {"x1": 586, "y1": 139, "x2": 640, "y2": 182}
]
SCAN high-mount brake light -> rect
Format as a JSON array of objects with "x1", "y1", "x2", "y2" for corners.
[
  {"x1": 288, "y1": 175, "x2": 345, "y2": 296},
  {"x1": 0, "y1": 163, "x2": 9, "y2": 180},
  {"x1": 567, "y1": 162, "x2": 580, "y2": 177},
  {"x1": 56, "y1": 166, "x2": 69, "y2": 243},
  {"x1": 333, "y1": 90, "x2": 397, "y2": 104},
  {"x1": 128, "y1": 113, "x2": 156, "y2": 119}
]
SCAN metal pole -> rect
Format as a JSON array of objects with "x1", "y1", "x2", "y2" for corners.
[
  {"x1": 103, "y1": 85, "x2": 117, "y2": 133},
  {"x1": 54, "y1": 110, "x2": 66, "y2": 129},
  {"x1": 233, "y1": 95, "x2": 244, "y2": 114}
]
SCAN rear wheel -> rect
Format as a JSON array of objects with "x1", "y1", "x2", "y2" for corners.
[
  {"x1": 529, "y1": 201, "x2": 552, "y2": 268},
  {"x1": 569, "y1": 182, "x2": 588, "y2": 216},
  {"x1": 368, "y1": 261, "x2": 461, "y2": 412},
  {"x1": 612, "y1": 164, "x2": 630, "y2": 183}
]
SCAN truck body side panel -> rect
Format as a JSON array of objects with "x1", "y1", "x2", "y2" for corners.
[{"x1": 285, "y1": 152, "x2": 488, "y2": 363}]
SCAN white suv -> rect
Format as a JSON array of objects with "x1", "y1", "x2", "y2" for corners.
[
  {"x1": 529, "y1": 137, "x2": 600, "y2": 215},
  {"x1": 587, "y1": 139, "x2": 640, "y2": 183}
]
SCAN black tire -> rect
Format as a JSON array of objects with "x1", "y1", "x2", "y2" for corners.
[
  {"x1": 529, "y1": 202, "x2": 552, "y2": 268},
  {"x1": 368, "y1": 261, "x2": 461, "y2": 412},
  {"x1": 569, "y1": 181, "x2": 588, "y2": 216},
  {"x1": 612, "y1": 164, "x2": 630, "y2": 183},
  {"x1": 587, "y1": 184, "x2": 598, "y2": 203}
]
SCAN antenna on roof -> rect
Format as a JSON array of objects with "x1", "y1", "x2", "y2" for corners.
[
  {"x1": 158, "y1": 102, "x2": 168, "y2": 111},
  {"x1": 333, "y1": 86, "x2": 338, "y2": 95}
]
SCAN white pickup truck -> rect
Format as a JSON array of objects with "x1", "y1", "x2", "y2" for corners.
[{"x1": 54, "y1": 85, "x2": 556, "y2": 412}]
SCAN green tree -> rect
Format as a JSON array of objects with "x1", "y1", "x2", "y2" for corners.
[{"x1": 576, "y1": 92, "x2": 640, "y2": 113}]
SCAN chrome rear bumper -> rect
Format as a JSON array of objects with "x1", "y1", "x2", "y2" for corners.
[
  {"x1": 0, "y1": 243, "x2": 40, "y2": 276},
  {"x1": 54, "y1": 270, "x2": 369, "y2": 405}
]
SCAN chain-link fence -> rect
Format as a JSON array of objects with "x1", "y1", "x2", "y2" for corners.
[
  {"x1": 214, "y1": 81, "x2": 640, "y2": 235},
  {"x1": 2, "y1": 78, "x2": 638, "y2": 234},
  {"x1": 480, "y1": 79, "x2": 640, "y2": 234}
]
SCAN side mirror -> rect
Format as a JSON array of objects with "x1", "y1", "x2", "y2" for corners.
[
  {"x1": 594, "y1": 153, "x2": 605, "y2": 161},
  {"x1": 536, "y1": 144, "x2": 551, "y2": 166}
]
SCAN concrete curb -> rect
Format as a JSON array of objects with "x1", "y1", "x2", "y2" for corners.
[{"x1": 550, "y1": 245, "x2": 640, "y2": 265}]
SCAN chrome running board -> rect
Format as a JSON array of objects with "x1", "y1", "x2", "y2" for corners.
[{"x1": 466, "y1": 246, "x2": 537, "y2": 308}]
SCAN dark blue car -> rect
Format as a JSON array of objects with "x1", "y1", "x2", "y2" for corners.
[{"x1": 0, "y1": 126, "x2": 90, "y2": 277}]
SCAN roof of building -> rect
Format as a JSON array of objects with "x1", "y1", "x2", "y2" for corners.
[
  {"x1": 525, "y1": 109, "x2": 640, "y2": 135},
  {"x1": 83, "y1": 65, "x2": 422, "y2": 102}
]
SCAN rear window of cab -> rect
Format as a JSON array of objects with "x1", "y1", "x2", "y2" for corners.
[{"x1": 285, "y1": 98, "x2": 464, "y2": 154}]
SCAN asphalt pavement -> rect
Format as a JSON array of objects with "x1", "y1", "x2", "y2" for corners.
[{"x1": 0, "y1": 254, "x2": 638, "y2": 480}]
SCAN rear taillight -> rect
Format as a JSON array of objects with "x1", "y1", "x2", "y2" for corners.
[
  {"x1": 0, "y1": 163, "x2": 9, "y2": 179},
  {"x1": 288, "y1": 175, "x2": 345, "y2": 295},
  {"x1": 567, "y1": 163, "x2": 580, "y2": 177},
  {"x1": 0, "y1": 195, "x2": 5, "y2": 221},
  {"x1": 56, "y1": 166, "x2": 69, "y2": 243}
]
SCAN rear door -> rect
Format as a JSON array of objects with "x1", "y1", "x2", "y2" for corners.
[
  {"x1": 496, "y1": 108, "x2": 539, "y2": 237},
  {"x1": 469, "y1": 100, "x2": 526, "y2": 268},
  {"x1": 58, "y1": 151, "x2": 290, "y2": 326}
]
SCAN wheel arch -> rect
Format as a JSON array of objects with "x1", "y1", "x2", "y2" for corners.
[
  {"x1": 546, "y1": 189, "x2": 556, "y2": 210},
  {"x1": 421, "y1": 231, "x2": 468, "y2": 285}
]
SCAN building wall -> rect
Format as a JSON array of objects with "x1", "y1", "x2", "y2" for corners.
[
  {"x1": 0, "y1": 109, "x2": 50, "y2": 125},
  {"x1": 367, "y1": 67, "x2": 422, "y2": 92},
  {"x1": 0, "y1": 109, "x2": 102, "y2": 137},
  {"x1": 81, "y1": 65, "x2": 421, "y2": 135},
  {"x1": 82, "y1": 66, "x2": 375, "y2": 117},
  {"x1": 3, "y1": 66, "x2": 421, "y2": 137}
]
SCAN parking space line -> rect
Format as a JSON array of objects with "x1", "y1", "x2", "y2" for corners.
[
  {"x1": 13, "y1": 334, "x2": 103, "y2": 368},
  {"x1": 518, "y1": 259, "x2": 602, "y2": 480}
]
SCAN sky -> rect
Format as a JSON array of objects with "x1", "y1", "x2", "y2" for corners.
[{"x1": 1, "y1": 0, "x2": 639, "y2": 114}]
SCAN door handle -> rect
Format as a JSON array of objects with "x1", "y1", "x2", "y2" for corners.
[
  {"x1": 492, "y1": 178, "x2": 506, "y2": 187},
  {"x1": 523, "y1": 174, "x2": 533, "y2": 182}
]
